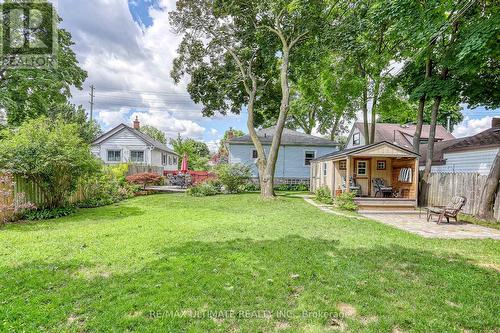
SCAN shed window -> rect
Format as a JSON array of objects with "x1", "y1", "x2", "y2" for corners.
[
  {"x1": 130, "y1": 151, "x2": 145, "y2": 163},
  {"x1": 107, "y1": 150, "x2": 121, "y2": 162},
  {"x1": 377, "y1": 160, "x2": 386, "y2": 170},
  {"x1": 339, "y1": 160, "x2": 346, "y2": 170},
  {"x1": 353, "y1": 133, "x2": 360, "y2": 146},
  {"x1": 323, "y1": 163, "x2": 327, "y2": 176},
  {"x1": 357, "y1": 161, "x2": 367, "y2": 176},
  {"x1": 305, "y1": 151, "x2": 316, "y2": 166},
  {"x1": 252, "y1": 150, "x2": 258, "y2": 159}
]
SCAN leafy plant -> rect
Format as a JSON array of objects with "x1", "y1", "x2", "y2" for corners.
[
  {"x1": 126, "y1": 173, "x2": 163, "y2": 190},
  {"x1": 275, "y1": 183, "x2": 309, "y2": 191},
  {"x1": 23, "y1": 206, "x2": 75, "y2": 221},
  {"x1": 214, "y1": 164, "x2": 251, "y2": 194},
  {"x1": 315, "y1": 186, "x2": 333, "y2": 205},
  {"x1": 186, "y1": 181, "x2": 220, "y2": 197},
  {"x1": 334, "y1": 192, "x2": 358, "y2": 212},
  {"x1": 0, "y1": 117, "x2": 101, "y2": 209}
]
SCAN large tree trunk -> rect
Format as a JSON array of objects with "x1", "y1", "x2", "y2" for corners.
[
  {"x1": 261, "y1": 48, "x2": 292, "y2": 198},
  {"x1": 476, "y1": 151, "x2": 500, "y2": 220},
  {"x1": 359, "y1": 62, "x2": 370, "y2": 143},
  {"x1": 421, "y1": 95, "x2": 441, "y2": 183},
  {"x1": 413, "y1": 54, "x2": 433, "y2": 152},
  {"x1": 370, "y1": 78, "x2": 381, "y2": 144}
]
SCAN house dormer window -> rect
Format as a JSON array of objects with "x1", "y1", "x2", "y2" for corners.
[{"x1": 353, "y1": 133, "x2": 360, "y2": 146}]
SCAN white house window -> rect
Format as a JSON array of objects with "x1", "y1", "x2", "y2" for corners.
[
  {"x1": 173, "y1": 156, "x2": 178, "y2": 165},
  {"x1": 323, "y1": 162, "x2": 327, "y2": 176},
  {"x1": 252, "y1": 150, "x2": 258, "y2": 159},
  {"x1": 168, "y1": 155, "x2": 172, "y2": 165},
  {"x1": 353, "y1": 133, "x2": 360, "y2": 145},
  {"x1": 357, "y1": 161, "x2": 367, "y2": 176},
  {"x1": 162, "y1": 154, "x2": 167, "y2": 165},
  {"x1": 305, "y1": 151, "x2": 315, "y2": 166},
  {"x1": 107, "y1": 150, "x2": 121, "y2": 162},
  {"x1": 130, "y1": 151, "x2": 145, "y2": 163}
]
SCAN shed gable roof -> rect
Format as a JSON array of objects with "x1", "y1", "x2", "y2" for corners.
[{"x1": 315, "y1": 141, "x2": 420, "y2": 161}]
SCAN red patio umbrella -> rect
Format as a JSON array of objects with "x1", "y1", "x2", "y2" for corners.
[{"x1": 180, "y1": 154, "x2": 189, "y2": 173}]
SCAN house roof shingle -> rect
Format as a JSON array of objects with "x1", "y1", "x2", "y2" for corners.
[
  {"x1": 92, "y1": 124, "x2": 178, "y2": 155},
  {"x1": 419, "y1": 124, "x2": 500, "y2": 166},
  {"x1": 353, "y1": 122, "x2": 455, "y2": 150},
  {"x1": 227, "y1": 126, "x2": 340, "y2": 147}
]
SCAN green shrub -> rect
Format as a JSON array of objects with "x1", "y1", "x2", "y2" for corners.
[
  {"x1": 214, "y1": 163, "x2": 251, "y2": 193},
  {"x1": 275, "y1": 183, "x2": 309, "y2": 191},
  {"x1": 334, "y1": 192, "x2": 358, "y2": 211},
  {"x1": 315, "y1": 186, "x2": 333, "y2": 204},
  {"x1": 187, "y1": 181, "x2": 220, "y2": 197},
  {"x1": 242, "y1": 182, "x2": 260, "y2": 192},
  {"x1": 23, "y1": 206, "x2": 75, "y2": 221}
]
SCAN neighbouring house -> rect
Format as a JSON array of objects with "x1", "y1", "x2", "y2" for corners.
[
  {"x1": 91, "y1": 117, "x2": 179, "y2": 171},
  {"x1": 226, "y1": 127, "x2": 341, "y2": 184},
  {"x1": 311, "y1": 141, "x2": 420, "y2": 210},
  {"x1": 420, "y1": 118, "x2": 500, "y2": 175},
  {"x1": 345, "y1": 122, "x2": 455, "y2": 151}
]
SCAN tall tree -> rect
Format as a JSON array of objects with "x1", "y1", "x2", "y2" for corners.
[
  {"x1": 170, "y1": 0, "x2": 330, "y2": 198},
  {"x1": 0, "y1": 1, "x2": 87, "y2": 126},
  {"x1": 139, "y1": 125, "x2": 167, "y2": 144}
]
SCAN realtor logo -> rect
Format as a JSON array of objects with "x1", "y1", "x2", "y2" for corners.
[{"x1": 1, "y1": 1, "x2": 57, "y2": 69}]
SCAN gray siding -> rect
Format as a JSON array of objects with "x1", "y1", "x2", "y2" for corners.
[
  {"x1": 229, "y1": 144, "x2": 338, "y2": 178},
  {"x1": 430, "y1": 148, "x2": 499, "y2": 175},
  {"x1": 345, "y1": 127, "x2": 366, "y2": 149}
]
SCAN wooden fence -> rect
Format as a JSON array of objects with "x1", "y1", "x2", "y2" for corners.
[
  {"x1": 0, "y1": 174, "x2": 86, "y2": 222},
  {"x1": 420, "y1": 172, "x2": 500, "y2": 221},
  {"x1": 127, "y1": 165, "x2": 164, "y2": 176}
]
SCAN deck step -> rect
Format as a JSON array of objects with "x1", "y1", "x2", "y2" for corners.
[{"x1": 359, "y1": 210, "x2": 422, "y2": 215}]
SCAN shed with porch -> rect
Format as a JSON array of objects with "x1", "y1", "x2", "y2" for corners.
[{"x1": 310, "y1": 141, "x2": 420, "y2": 210}]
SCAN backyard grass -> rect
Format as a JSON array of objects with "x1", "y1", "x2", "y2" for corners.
[{"x1": 0, "y1": 193, "x2": 499, "y2": 332}]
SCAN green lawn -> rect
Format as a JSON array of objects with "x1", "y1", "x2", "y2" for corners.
[{"x1": 1, "y1": 194, "x2": 499, "y2": 332}]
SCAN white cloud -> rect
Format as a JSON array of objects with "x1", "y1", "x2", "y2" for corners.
[
  {"x1": 210, "y1": 128, "x2": 218, "y2": 136},
  {"x1": 453, "y1": 116, "x2": 492, "y2": 138},
  {"x1": 59, "y1": 0, "x2": 211, "y2": 139}
]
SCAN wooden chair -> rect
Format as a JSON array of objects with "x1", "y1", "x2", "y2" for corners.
[
  {"x1": 372, "y1": 178, "x2": 394, "y2": 198},
  {"x1": 341, "y1": 176, "x2": 361, "y2": 196},
  {"x1": 426, "y1": 196, "x2": 467, "y2": 224}
]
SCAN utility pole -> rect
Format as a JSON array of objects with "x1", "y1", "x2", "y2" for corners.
[{"x1": 89, "y1": 85, "x2": 95, "y2": 122}]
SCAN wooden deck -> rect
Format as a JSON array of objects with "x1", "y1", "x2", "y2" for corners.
[{"x1": 355, "y1": 197, "x2": 417, "y2": 213}]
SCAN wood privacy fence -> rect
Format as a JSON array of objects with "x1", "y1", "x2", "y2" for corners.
[
  {"x1": 127, "y1": 165, "x2": 164, "y2": 176},
  {"x1": 0, "y1": 174, "x2": 86, "y2": 222},
  {"x1": 420, "y1": 172, "x2": 500, "y2": 221}
]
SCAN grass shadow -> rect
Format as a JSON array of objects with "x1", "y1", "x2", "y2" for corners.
[{"x1": 1, "y1": 235, "x2": 498, "y2": 332}]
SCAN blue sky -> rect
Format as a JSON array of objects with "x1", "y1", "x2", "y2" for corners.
[{"x1": 59, "y1": 0, "x2": 499, "y2": 151}]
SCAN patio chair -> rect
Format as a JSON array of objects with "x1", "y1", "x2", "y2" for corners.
[
  {"x1": 372, "y1": 178, "x2": 394, "y2": 198},
  {"x1": 341, "y1": 176, "x2": 361, "y2": 196},
  {"x1": 426, "y1": 196, "x2": 467, "y2": 224}
]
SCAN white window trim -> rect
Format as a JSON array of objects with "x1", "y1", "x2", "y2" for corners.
[
  {"x1": 130, "y1": 150, "x2": 145, "y2": 163},
  {"x1": 106, "y1": 149, "x2": 122, "y2": 163},
  {"x1": 357, "y1": 160, "x2": 367, "y2": 176},
  {"x1": 353, "y1": 133, "x2": 360, "y2": 146},
  {"x1": 304, "y1": 150, "x2": 317, "y2": 166}
]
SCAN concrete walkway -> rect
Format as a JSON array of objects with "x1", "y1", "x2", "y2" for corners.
[
  {"x1": 360, "y1": 213, "x2": 500, "y2": 240},
  {"x1": 302, "y1": 195, "x2": 500, "y2": 240}
]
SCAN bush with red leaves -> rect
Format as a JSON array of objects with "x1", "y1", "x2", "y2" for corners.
[{"x1": 125, "y1": 173, "x2": 163, "y2": 190}]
